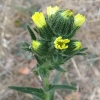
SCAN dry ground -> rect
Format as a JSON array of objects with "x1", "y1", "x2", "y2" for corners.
[{"x1": 0, "y1": 0, "x2": 100, "y2": 100}]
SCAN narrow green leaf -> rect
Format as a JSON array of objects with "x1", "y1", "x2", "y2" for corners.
[
  {"x1": 76, "y1": 53, "x2": 86, "y2": 55},
  {"x1": 51, "y1": 72, "x2": 61, "y2": 100},
  {"x1": 53, "y1": 66, "x2": 66, "y2": 72},
  {"x1": 34, "y1": 55, "x2": 43, "y2": 65},
  {"x1": 27, "y1": 25, "x2": 36, "y2": 40},
  {"x1": 52, "y1": 72, "x2": 60, "y2": 84},
  {"x1": 79, "y1": 47, "x2": 88, "y2": 52},
  {"x1": 49, "y1": 84, "x2": 77, "y2": 91},
  {"x1": 64, "y1": 49, "x2": 81, "y2": 62},
  {"x1": 21, "y1": 42, "x2": 32, "y2": 52},
  {"x1": 34, "y1": 27, "x2": 39, "y2": 33},
  {"x1": 66, "y1": 27, "x2": 80, "y2": 39},
  {"x1": 9, "y1": 86, "x2": 45, "y2": 99}
]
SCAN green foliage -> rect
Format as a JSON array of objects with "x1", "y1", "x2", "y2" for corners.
[
  {"x1": 49, "y1": 84, "x2": 77, "y2": 91},
  {"x1": 53, "y1": 66, "x2": 66, "y2": 72},
  {"x1": 27, "y1": 25, "x2": 36, "y2": 40},
  {"x1": 52, "y1": 72, "x2": 60, "y2": 84},
  {"x1": 21, "y1": 42, "x2": 32, "y2": 52},
  {"x1": 34, "y1": 55, "x2": 44, "y2": 65},
  {"x1": 50, "y1": 72, "x2": 61, "y2": 100},
  {"x1": 8, "y1": 86, "x2": 45, "y2": 99},
  {"x1": 47, "y1": 10, "x2": 74, "y2": 37},
  {"x1": 38, "y1": 66, "x2": 49, "y2": 78},
  {"x1": 65, "y1": 27, "x2": 80, "y2": 39},
  {"x1": 78, "y1": 47, "x2": 88, "y2": 52}
]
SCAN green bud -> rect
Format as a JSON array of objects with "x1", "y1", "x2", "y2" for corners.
[
  {"x1": 32, "y1": 40, "x2": 41, "y2": 51},
  {"x1": 31, "y1": 40, "x2": 48, "y2": 55},
  {"x1": 73, "y1": 41, "x2": 82, "y2": 51},
  {"x1": 48, "y1": 10, "x2": 74, "y2": 36},
  {"x1": 64, "y1": 40, "x2": 82, "y2": 55},
  {"x1": 61, "y1": 10, "x2": 74, "y2": 18}
]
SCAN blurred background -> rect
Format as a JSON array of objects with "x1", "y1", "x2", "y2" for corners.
[{"x1": 0, "y1": 0, "x2": 100, "y2": 100}]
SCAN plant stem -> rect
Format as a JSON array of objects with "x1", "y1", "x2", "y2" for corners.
[{"x1": 43, "y1": 71, "x2": 51, "y2": 100}]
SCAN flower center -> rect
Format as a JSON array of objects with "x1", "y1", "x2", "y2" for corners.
[{"x1": 54, "y1": 36, "x2": 70, "y2": 50}]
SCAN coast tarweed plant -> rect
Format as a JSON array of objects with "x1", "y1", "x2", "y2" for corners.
[{"x1": 9, "y1": 6, "x2": 87, "y2": 100}]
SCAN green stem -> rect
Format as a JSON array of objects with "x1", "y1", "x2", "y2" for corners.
[
  {"x1": 43, "y1": 77, "x2": 49, "y2": 91},
  {"x1": 43, "y1": 71, "x2": 51, "y2": 100},
  {"x1": 45, "y1": 92, "x2": 50, "y2": 100}
]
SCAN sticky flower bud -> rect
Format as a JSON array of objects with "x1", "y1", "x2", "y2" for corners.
[
  {"x1": 74, "y1": 14, "x2": 85, "y2": 27},
  {"x1": 61, "y1": 10, "x2": 74, "y2": 18},
  {"x1": 32, "y1": 40, "x2": 41, "y2": 51},
  {"x1": 31, "y1": 12, "x2": 46, "y2": 28},
  {"x1": 73, "y1": 41, "x2": 82, "y2": 51},
  {"x1": 48, "y1": 9, "x2": 74, "y2": 35},
  {"x1": 54, "y1": 36, "x2": 70, "y2": 50},
  {"x1": 47, "y1": 6, "x2": 59, "y2": 17}
]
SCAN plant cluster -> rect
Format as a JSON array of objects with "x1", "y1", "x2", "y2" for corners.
[{"x1": 9, "y1": 6, "x2": 87, "y2": 100}]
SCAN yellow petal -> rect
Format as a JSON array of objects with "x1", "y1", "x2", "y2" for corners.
[
  {"x1": 74, "y1": 14, "x2": 86, "y2": 26},
  {"x1": 31, "y1": 12, "x2": 46, "y2": 28},
  {"x1": 54, "y1": 36, "x2": 70, "y2": 50},
  {"x1": 47, "y1": 6, "x2": 59, "y2": 17}
]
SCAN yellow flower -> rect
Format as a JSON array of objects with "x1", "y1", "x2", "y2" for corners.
[
  {"x1": 31, "y1": 12, "x2": 46, "y2": 28},
  {"x1": 54, "y1": 36, "x2": 70, "y2": 50},
  {"x1": 73, "y1": 41, "x2": 82, "y2": 51},
  {"x1": 47, "y1": 6, "x2": 59, "y2": 17},
  {"x1": 32, "y1": 40, "x2": 41, "y2": 51},
  {"x1": 61, "y1": 10, "x2": 74, "y2": 18},
  {"x1": 74, "y1": 14, "x2": 86, "y2": 26}
]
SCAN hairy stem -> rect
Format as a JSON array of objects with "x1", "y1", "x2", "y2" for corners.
[{"x1": 43, "y1": 71, "x2": 51, "y2": 100}]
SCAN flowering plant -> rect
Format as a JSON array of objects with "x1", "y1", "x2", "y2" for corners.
[{"x1": 9, "y1": 6, "x2": 87, "y2": 100}]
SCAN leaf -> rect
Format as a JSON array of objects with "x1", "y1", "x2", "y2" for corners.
[
  {"x1": 34, "y1": 55, "x2": 43, "y2": 65},
  {"x1": 53, "y1": 66, "x2": 66, "y2": 72},
  {"x1": 52, "y1": 72, "x2": 60, "y2": 84},
  {"x1": 34, "y1": 27, "x2": 39, "y2": 33},
  {"x1": 21, "y1": 42, "x2": 32, "y2": 52},
  {"x1": 76, "y1": 53, "x2": 86, "y2": 56},
  {"x1": 64, "y1": 55, "x2": 75, "y2": 62},
  {"x1": 9, "y1": 86, "x2": 45, "y2": 99},
  {"x1": 66, "y1": 27, "x2": 80, "y2": 39},
  {"x1": 52, "y1": 53, "x2": 64, "y2": 65},
  {"x1": 27, "y1": 25, "x2": 36, "y2": 40},
  {"x1": 49, "y1": 84, "x2": 77, "y2": 91},
  {"x1": 79, "y1": 47, "x2": 88, "y2": 52},
  {"x1": 51, "y1": 72, "x2": 61, "y2": 100},
  {"x1": 75, "y1": 48, "x2": 87, "y2": 56}
]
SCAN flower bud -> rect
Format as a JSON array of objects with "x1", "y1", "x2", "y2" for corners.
[
  {"x1": 61, "y1": 10, "x2": 74, "y2": 18},
  {"x1": 74, "y1": 14, "x2": 85, "y2": 27},
  {"x1": 32, "y1": 12, "x2": 53, "y2": 39},
  {"x1": 73, "y1": 41, "x2": 82, "y2": 51},
  {"x1": 47, "y1": 6, "x2": 59, "y2": 17},
  {"x1": 31, "y1": 12, "x2": 46, "y2": 28},
  {"x1": 64, "y1": 40, "x2": 82, "y2": 55},
  {"x1": 31, "y1": 40, "x2": 48, "y2": 55},
  {"x1": 48, "y1": 9, "x2": 74, "y2": 36},
  {"x1": 32, "y1": 40, "x2": 41, "y2": 51}
]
